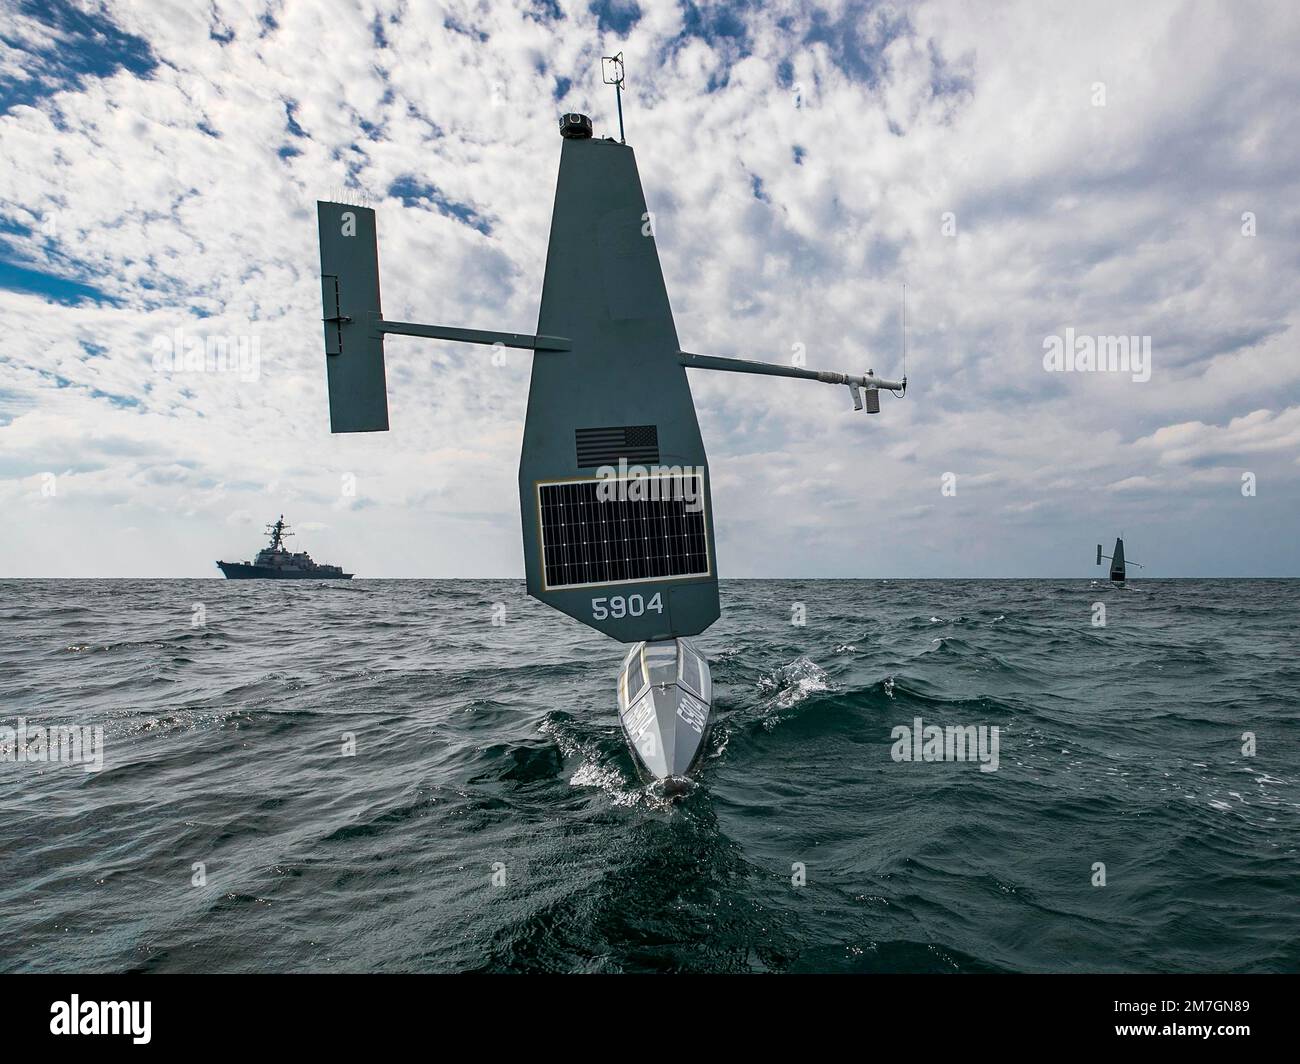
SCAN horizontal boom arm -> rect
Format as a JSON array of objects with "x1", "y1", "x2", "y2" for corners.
[
  {"x1": 678, "y1": 350, "x2": 905, "y2": 412},
  {"x1": 379, "y1": 320, "x2": 571, "y2": 351}
]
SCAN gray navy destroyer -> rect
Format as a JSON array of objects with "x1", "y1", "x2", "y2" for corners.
[{"x1": 217, "y1": 516, "x2": 352, "y2": 580}]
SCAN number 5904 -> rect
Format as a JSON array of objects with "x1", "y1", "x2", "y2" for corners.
[{"x1": 591, "y1": 593, "x2": 663, "y2": 620}]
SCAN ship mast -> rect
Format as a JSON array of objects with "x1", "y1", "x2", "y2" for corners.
[{"x1": 266, "y1": 515, "x2": 294, "y2": 551}]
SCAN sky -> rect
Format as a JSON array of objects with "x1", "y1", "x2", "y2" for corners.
[{"x1": 0, "y1": 0, "x2": 1297, "y2": 578}]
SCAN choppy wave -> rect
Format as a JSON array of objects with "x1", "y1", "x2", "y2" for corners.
[{"x1": 1, "y1": 578, "x2": 1298, "y2": 973}]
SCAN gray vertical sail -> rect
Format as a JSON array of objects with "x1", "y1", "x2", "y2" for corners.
[
  {"x1": 1110, "y1": 537, "x2": 1126, "y2": 581},
  {"x1": 518, "y1": 133, "x2": 720, "y2": 643}
]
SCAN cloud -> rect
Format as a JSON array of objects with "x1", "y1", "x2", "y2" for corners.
[
  {"x1": 1137, "y1": 406, "x2": 1300, "y2": 466},
  {"x1": 0, "y1": 0, "x2": 1298, "y2": 576}
]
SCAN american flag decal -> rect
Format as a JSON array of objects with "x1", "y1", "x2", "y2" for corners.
[{"x1": 574, "y1": 424, "x2": 660, "y2": 468}]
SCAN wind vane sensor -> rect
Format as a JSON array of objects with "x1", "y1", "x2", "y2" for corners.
[{"x1": 316, "y1": 57, "x2": 907, "y2": 789}]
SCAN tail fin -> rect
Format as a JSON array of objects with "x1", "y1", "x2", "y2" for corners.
[
  {"x1": 1096, "y1": 544, "x2": 1103, "y2": 565},
  {"x1": 317, "y1": 202, "x2": 388, "y2": 432}
]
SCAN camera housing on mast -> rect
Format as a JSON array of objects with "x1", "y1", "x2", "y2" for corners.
[{"x1": 559, "y1": 112, "x2": 592, "y2": 139}]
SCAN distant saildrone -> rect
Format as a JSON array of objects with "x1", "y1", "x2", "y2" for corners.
[
  {"x1": 314, "y1": 57, "x2": 907, "y2": 789},
  {"x1": 1097, "y1": 537, "x2": 1142, "y2": 585}
]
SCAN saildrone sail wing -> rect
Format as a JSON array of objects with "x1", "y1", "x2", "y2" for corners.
[
  {"x1": 1110, "y1": 538, "x2": 1126, "y2": 581},
  {"x1": 518, "y1": 136, "x2": 719, "y2": 643},
  {"x1": 317, "y1": 202, "x2": 389, "y2": 433}
]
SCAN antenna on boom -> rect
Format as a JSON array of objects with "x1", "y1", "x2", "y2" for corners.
[
  {"x1": 602, "y1": 52, "x2": 626, "y2": 144},
  {"x1": 902, "y1": 282, "x2": 907, "y2": 382}
]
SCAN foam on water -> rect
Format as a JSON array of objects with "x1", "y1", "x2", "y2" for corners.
[
  {"x1": 757, "y1": 656, "x2": 831, "y2": 711},
  {"x1": 1, "y1": 578, "x2": 1298, "y2": 973}
]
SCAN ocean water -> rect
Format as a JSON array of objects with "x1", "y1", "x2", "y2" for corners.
[{"x1": 1, "y1": 578, "x2": 1297, "y2": 974}]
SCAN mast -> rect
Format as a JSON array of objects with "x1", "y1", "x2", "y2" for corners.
[
  {"x1": 602, "y1": 52, "x2": 626, "y2": 144},
  {"x1": 266, "y1": 515, "x2": 293, "y2": 551}
]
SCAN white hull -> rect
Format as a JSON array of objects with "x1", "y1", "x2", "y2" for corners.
[{"x1": 616, "y1": 638, "x2": 713, "y2": 783}]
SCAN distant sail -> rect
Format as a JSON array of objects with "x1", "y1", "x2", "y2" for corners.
[{"x1": 1110, "y1": 538, "x2": 1126, "y2": 582}]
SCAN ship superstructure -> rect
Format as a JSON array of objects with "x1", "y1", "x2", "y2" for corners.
[{"x1": 216, "y1": 516, "x2": 352, "y2": 579}]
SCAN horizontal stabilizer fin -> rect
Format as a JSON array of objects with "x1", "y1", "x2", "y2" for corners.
[{"x1": 318, "y1": 201, "x2": 388, "y2": 433}]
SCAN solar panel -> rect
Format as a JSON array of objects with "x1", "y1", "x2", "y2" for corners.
[{"x1": 537, "y1": 472, "x2": 710, "y2": 589}]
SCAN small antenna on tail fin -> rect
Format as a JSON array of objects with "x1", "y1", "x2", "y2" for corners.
[
  {"x1": 902, "y1": 282, "x2": 907, "y2": 383},
  {"x1": 602, "y1": 52, "x2": 626, "y2": 143}
]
